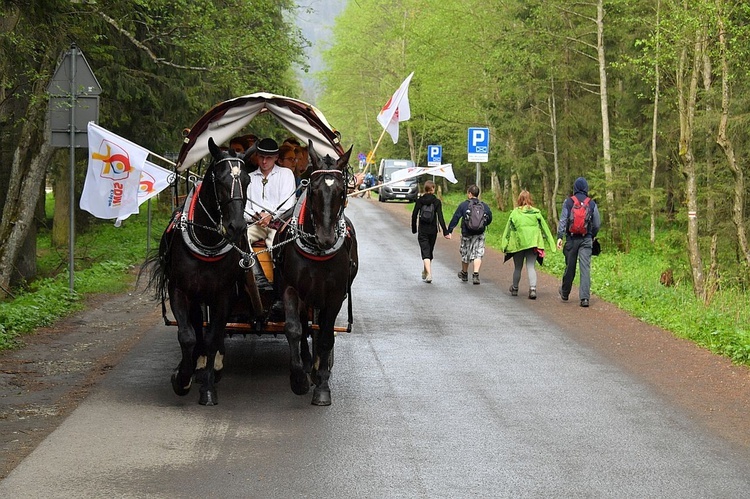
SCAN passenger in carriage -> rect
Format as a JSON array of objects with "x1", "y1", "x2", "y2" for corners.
[
  {"x1": 244, "y1": 137, "x2": 297, "y2": 291},
  {"x1": 229, "y1": 137, "x2": 247, "y2": 153},
  {"x1": 295, "y1": 144, "x2": 309, "y2": 178},
  {"x1": 229, "y1": 133, "x2": 256, "y2": 154},
  {"x1": 277, "y1": 143, "x2": 298, "y2": 171},
  {"x1": 280, "y1": 140, "x2": 310, "y2": 197},
  {"x1": 283, "y1": 136, "x2": 301, "y2": 147}
]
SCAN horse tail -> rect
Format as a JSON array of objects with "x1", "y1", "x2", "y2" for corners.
[{"x1": 139, "y1": 230, "x2": 172, "y2": 303}]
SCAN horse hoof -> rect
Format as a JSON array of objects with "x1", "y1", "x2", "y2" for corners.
[
  {"x1": 312, "y1": 387, "x2": 331, "y2": 406},
  {"x1": 194, "y1": 368, "x2": 206, "y2": 384},
  {"x1": 214, "y1": 369, "x2": 223, "y2": 384},
  {"x1": 171, "y1": 370, "x2": 191, "y2": 396},
  {"x1": 199, "y1": 389, "x2": 218, "y2": 406},
  {"x1": 290, "y1": 371, "x2": 310, "y2": 395}
]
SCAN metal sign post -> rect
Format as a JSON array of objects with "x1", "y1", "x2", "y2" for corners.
[{"x1": 47, "y1": 44, "x2": 101, "y2": 293}]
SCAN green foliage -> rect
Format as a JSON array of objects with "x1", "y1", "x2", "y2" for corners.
[
  {"x1": 0, "y1": 201, "x2": 170, "y2": 350},
  {"x1": 431, "y1": 190, "x2": 750, "y2": 366}
]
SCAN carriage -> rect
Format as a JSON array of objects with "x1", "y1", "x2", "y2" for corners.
[{"x1": 147, "y1": 93, "x2": 358, "y2": 405}]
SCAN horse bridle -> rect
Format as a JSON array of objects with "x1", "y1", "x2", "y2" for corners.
[
  {"x1": 289, "y1": 168, "x2": 349, "y2": 257},
  {"x1": 186, "y1": 156, "x2": 247, "y2": 255}
]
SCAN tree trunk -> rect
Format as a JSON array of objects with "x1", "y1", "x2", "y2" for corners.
[
  {"x1": 0, "y1": 70, "x2": 55, "y2": 299},
  {"x1": 715, "y1": 8, "x2": 750, "y2": 268},
  {"x1": 510, "y1": 172, "x2": 519, "y2": 207},
  {"x1": 650, "y1": 0, "x2": 661, "y2": 244},
  {"x1": 549, "y1": 77, "x2": 560, "y2": 226},
  {"x1": 51, "y1": 152, "x2": 70, "y2": 249},
  {"x1": 678, "y1": 30, "x2": 705, "y2": 301},
  {"x1": 491, "y1": 172, "x2": 504, "y2": 211},
  {"x1": 597, "y1": 0, "x2": 616, "y2": 243}
]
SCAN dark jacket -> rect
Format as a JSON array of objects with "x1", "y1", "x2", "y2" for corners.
[
  {"x1": 447, "y1": 197, "x2": 493, "y2": 237},
  {"x1": 556, "y1": 177, "x2": 601, "y2": 239},
  {"x1": 411, "y1": 193, "x2": 448, "y2": 236}
]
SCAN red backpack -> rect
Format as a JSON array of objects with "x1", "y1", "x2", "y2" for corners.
[{"x1": 568, "y1": 196, "x2": 591, "y2": 236}]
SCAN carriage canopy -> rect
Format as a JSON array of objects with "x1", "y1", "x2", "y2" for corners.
[{"x1": 175, "y1": 92, "x2": 345, "y2": 172}]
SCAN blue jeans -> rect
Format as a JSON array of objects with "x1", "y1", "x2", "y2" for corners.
[{"x1": 561, "y1": 237, "x2": 593, "y2": 300}]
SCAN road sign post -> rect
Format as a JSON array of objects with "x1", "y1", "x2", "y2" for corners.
[
  {"x1": 47, "y1": 44, "x2": 102, "y2": 293},
  {"x1": 467, "y1": 127, "x2": 489, "y2": 191}
]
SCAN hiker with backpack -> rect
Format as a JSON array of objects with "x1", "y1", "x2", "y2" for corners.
[
  {"x1": 411, "y1": 180, "x2": 450, "y2": 283},
  {"x1": 500, "y1": 189, "x2": 556, "y2": 299},
  {"x1": 447, "y1": 184, "x2": 493, "y2": 285},
  {"x1": 556, "y1": 177, "x2": 601, "y2": 307}
]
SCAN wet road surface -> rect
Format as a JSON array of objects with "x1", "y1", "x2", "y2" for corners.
[{"x1": 1, "y1": 197, "x2": 749, "y2": 497}]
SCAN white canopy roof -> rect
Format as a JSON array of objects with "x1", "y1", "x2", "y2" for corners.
[{"x1": 176, "y1": 92, "x2": 344, "y2": 172}]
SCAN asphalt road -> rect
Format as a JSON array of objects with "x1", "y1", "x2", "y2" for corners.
[{"x1": 1, "y1": 197, "x2": 749, "y2": 498}]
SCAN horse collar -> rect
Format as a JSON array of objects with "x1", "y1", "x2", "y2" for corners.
[
  {"x1": 178, "y1": 182, "x2": 232, "y2": 260},
  {"x1": 291, "y1": 190, "x2": 347, "y2": 259}
]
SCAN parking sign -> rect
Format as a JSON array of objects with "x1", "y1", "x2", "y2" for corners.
[
  {"x1": 467, "y1": 127, "x2": 489, "y2": 162},
  {"x1": 427, "y1": 145, "x2": 442, "y2": 166}
]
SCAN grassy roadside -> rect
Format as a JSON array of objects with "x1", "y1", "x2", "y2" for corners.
[
  {"x1": 0, "y1": 196, "x2": 170, "y2": 350},
  {"x1": 4, "y1": 190, "x2": 750, "y2": 367},
  {"x1": 436, "y1": 191, "x2": 750, "y2": 366}
]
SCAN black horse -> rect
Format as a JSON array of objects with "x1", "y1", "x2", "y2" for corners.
[
  {"x1": 273, "y1": 143, "x2": 358, "y2": 405},
  {"x1": 147, "y1": 138, "x2": 252, "y2": 405}
]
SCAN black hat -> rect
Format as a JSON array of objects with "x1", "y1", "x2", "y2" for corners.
[{"x1": 256, "y1": 138, "x2": 279, "y2": 155}]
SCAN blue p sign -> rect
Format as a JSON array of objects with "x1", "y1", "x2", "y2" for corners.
[
  {"x1": 468, "y1": 127, "x2": 489, "y2": 162},
  {"x1": 427, "y1": 144, "x2": 442, "y2": 166}
]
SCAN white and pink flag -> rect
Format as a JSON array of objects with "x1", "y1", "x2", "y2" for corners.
[
  {"x1": 377, "y1": 72, "x2": 414, "y2": 144},
  {"x1": 390, "y1": 163, "x2": 458, "y2": 184},
  {"x1": 138, "y1": 160, "x2": 173, "y2": 205},
  {"x1": 81, "y1": 123, "x2": 152, "y2": 226}
]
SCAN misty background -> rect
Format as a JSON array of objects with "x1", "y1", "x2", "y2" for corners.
[{"x1": 295, "y1": 0, "x2": 348, "y2": 104}]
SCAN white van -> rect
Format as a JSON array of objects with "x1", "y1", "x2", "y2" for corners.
[{"x1": 378, "y1": 159, "x2": 418, "y2": 202}]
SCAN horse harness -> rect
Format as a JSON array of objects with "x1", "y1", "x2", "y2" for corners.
[
  {"x1": 167, "y1": 156, "x2": 246, "y2": 262},
  {"x1": 285, "y1": 168, "x2": 351, "y2": 260}
]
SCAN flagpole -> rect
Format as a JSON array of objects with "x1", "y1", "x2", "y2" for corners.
[
  {"x1": 364, "y1": 126, "x2": 390, "y2": 174},
  {"x1": 148, "y1": 151, "x2": 176, "y2": 167}
]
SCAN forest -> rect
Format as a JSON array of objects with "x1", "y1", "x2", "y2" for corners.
[
  {"x1": 317, "y1": 0, "x2": 750, "y2": 303},
  {"x1": 1, "y1": 0, "x2": 750, "y2": 338},
  {"x1": 0, "y1": 0, "x2": 306, "y2": 299}
]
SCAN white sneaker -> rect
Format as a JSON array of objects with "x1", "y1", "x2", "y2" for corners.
[
  {"x1": 425, "y1": 274, "x2": 432, "y2": 283},
  {"x1": 421, "y1": 270, "x2": 427, "y2": 281}
]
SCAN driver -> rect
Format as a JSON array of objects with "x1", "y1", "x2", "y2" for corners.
[{"x1": 244, "y1": 138, "x2": 297, "y2": 290}]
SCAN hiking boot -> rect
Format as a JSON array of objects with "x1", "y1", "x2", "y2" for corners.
[
  {"x1": 558, "y1": 287, "x2": 569, "y2": 302},
  {"x1": 425, "y1": 274, "x2": 432, "y2": 284},
  {"x1": 458, "y1": 271, "x2": 468, "y2": 282},
  {"x1": 472, "y1": 273, "x2": 480, "y2": 285},
  {"x1": 528, "y1": 287, "x2": 537, "y2": 300},
  {"x1": 580, "y1": 299, "x2": 589, "y2": 308},
  {"x1": 421, "y1": 270, "x2": 428, "y2": 281},
  {"x1": 509, "y1": 285, "x2": 518, "y2": 296}
]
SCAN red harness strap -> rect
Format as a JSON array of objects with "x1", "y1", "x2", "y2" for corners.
[{"x1": 168, "y1": 182, "x2": 229, "y2": 262}]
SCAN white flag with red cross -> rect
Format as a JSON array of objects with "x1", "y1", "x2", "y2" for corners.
[{"x1": 377, "y1": 72, "x2": 414, "y2": 144}]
